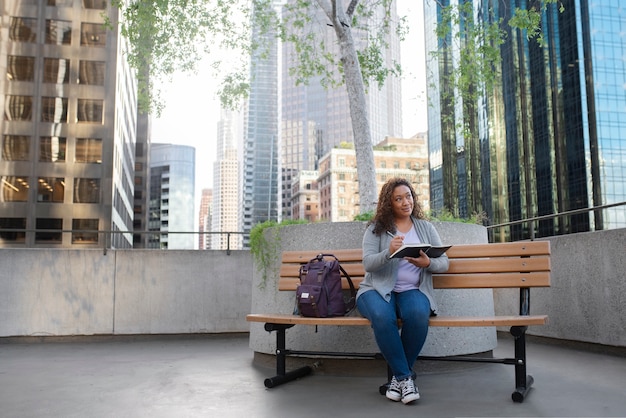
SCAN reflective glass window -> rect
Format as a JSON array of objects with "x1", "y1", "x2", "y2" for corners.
[
  {"x1": 78, "y1": 60, "x2": 105, "y2": 85},
  {"x1": 9, "y1": 17, "x2": 37, "y2": 43},
  {"x1": 43, "y1": 58, "x2": 70, "y2": 84},
  {"x1": 2, "y1": 135, "x2": 30, "y2": 161},
  {"x1": 41, "y1": 97, "x2": 69, "y2": 123},
  {"x1": 37, "y1": 177, "x2": 65, "y2": 202},
  {"x1": 77, "y1": 99, "x2": 103, "y2": 123},
  {"x1": 0, "y1": 218, "x2": 26, "y2": 243},
  {"x1": 7, "y1": 56, "x2": 35, "y2": 81},
  {"x1": 35, "y1": 218, "x2": 62, "y2": 243},
  {"x1": 4, "y1": 95, "x2": 33, "y2": 121},
  {"x1": 75, "y1": 138, "x2": 102, "y2": 163},
  {"x1": 80, "y1": 23, "x2": 106, "y2": 47},
  {"x1": 1, "y1": 176, "x2": 29, "y2": 202},
  {"x1": 82, "y1": 0, "x2": 107, "y2": 9},
  {"x1": 40, "y1": 137, "x2": 67, "y2": 162},
  {"x1": 45, "y1": 19, "x2": 72, "y2": 45},
  {"x1": 73, "y1": 178, "x2": 100, "y2": 203},
  {"x1": 72, "y1": 219, "x2": 99, "y2": 243}
]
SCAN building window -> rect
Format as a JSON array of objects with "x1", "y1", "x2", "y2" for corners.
[
  {"x1": 394, "y1": 161, "x2": 400, "y2": 169},
  {"x1": 77, "y1": 99, "x2": 103, "y2": 123},
  {"x1": 78, "y1": 60, "x2": 105, "y2": 85},
  {"x1": 0, "y1": 218, "x2": 26, "y2": 243},
  {"x1": 41, "y1": 97, "x2": 69, "y2": 123},
  {"x1": 2, "y1": 135, "x2": 30, "y2": 161},
  {"x1": 9, "y1": 17, "x2": 37, "y2": 42},
  {"x1": 75, "y1": 138, "x2": 102, "y2": 163},
  {"x1": 74, "y1": 178, "x2": 100, "y2": 203},
  {"x1": 381, "y1": 161, "x2": 386, "y2": 168},
  {"x1": 40, "y1": 137, "x2": 66, "y2": 162},
  {"x1": 37, "y1": 177, "x2": 65, "y2": 202},
  {"x1": 4, "y1": 95, "x2": 33, "y2": 121},
  {"x1": 72, "y1": 219, "x2": 99, "y2": 243},
  {"x1": 43, "y1": 58, "x2": 70, "y2": 84},
  {"x1": 45, "y1": 19, "x2": 72, "y2": 45},
  {"x1": 80, "y1": 23, "x2": 106, "y2": 47},
  {"x1": 1, "y1": 176, "x2": 29, "y2": 202},
  {"x1": 35, "y1": 218, "x2": 63, "y2": 243},
  {"x1": 7, "y1": 56, "x2": 35, "y2": 81},
  {"x1": 48, "y1": 0, "x2": 74, "y2": 5},
  {"x1": 82, "y1": 0, "x2": 107, "y2": 9}
]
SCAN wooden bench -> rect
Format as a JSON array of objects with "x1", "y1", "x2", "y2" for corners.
[{"x1": 247, "y1": 241, "x2": 551, "y2": 402}]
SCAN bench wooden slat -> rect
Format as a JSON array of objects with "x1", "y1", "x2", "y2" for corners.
[
  {"x1": 280, "y1": 263, "x2": 366, "y2": 278},
  {"x1": 278, "y1": 277, "x2": 364, "y2": 291},
  {"x1": 446, "y1": 257, "x2": 551, "y2": 274},
  {"x1": 246, "y1": 313, "x2": 548, "y2": 327},
  {"x1": 433, "y1": 272, "x2": 551, "y2": 288},
  {"x1": 446, "y1": 241, "x2": 550, "y2": 258},
  {"x1": 281, "y1": 249, "x2": 363, "y2": 263}
]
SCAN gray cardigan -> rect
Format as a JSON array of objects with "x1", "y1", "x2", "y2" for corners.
[{"x1": 357, "y1": 218, "x2": 450, "y2": 314}]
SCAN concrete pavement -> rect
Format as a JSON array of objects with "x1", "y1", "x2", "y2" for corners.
[{"x1": 1, "y1": 333, "x2": 625, "y2": 417}]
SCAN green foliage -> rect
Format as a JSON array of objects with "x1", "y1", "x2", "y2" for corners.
[
  {"x1": 280, "y1": 0, "x2": 406, "y2": 91},
  {"x1": 353, "y1": 211, "x2": 374, "y2": 222},
  {"x1": 110, "y1": 0, "x2": 260, "y2": 115},
  {"x1": 427, "y1": 208, "x2": 486, "y2": 225},
  {"x1": 249, "y1": 219, "x2": 308, "y2": 288},
  {"x1": 112, "y1": 0, "x2": 407, "y2": 114}
]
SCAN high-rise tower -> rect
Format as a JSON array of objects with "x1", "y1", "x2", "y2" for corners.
[
  {"x1": 0, "y1": 0, "x2": 137, "y2": 248},
  {"x1": 425, "y1": 0, "x2": 626, "y2": 240}
]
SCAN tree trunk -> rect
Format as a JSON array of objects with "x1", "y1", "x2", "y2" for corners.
[{"x1": 317, "y1": 0, "x2": 378, "y2": 213}]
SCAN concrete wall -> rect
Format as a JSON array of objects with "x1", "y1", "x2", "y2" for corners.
[
  {"x1": 0, "y1": 249, "x2": 253, "y2": 337},
  {"x1": 495, "y1": 228, "x2": 626, "y2": 347},
  {"x1": 1, "y1": 227, "x2": 624, "y2": 350}
]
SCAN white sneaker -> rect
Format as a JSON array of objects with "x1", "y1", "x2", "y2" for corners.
[
  {"x1": 401, "y1": 377, "x2": 420, "y2": 404},
  {"x1": 385, "y1": 376, "x2": 402, "y2": 402}
]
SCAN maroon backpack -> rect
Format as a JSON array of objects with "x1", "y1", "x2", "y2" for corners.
[{"x1": 296, "y1": 254, "x2": 356, "y2": 318}]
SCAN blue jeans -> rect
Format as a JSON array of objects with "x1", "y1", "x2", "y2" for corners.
[{"x1": 357, "y1": 289, "x2": 431, "y2": 381}]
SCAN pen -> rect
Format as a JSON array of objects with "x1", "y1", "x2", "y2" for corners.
[{"x1": 386, "y1": 231, "x2": 396, "y2": 238}]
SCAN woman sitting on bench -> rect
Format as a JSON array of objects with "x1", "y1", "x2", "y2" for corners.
[{"x1": 357, "y1": 177, "x2": 450, "y2": 405}]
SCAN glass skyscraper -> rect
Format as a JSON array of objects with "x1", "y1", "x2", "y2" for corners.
[
  {"x1": 149, "y1": 144, "x2": 195, "y2": 249},
  {"x1": 241, "y1": 1, "x2": 280, "y2": 246},
  {"x1": 425, "y1": 0, "x2": 626, "y2": 241}
]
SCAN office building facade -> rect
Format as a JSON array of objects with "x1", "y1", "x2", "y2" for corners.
[
  {"x1": 316, "y1": 135, "x2": 429, "y2": 222},
  {"x1": 0, "y1": 0, "x2": 137, "y2": 248},
  {"x1": 425, "y1": 0, "x2": 626, "y2": 240},
  {"x1": 149, "y1": 143, "x2": 195, "y2": 249},
  {"x1": 211, "y1": 109, "x2": 241, "y2": 250}
]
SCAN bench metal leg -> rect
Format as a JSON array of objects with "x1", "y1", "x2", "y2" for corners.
[
  {"x1": 510, "y1": 325, "x2": 533, "y2": 402},
  {"x1": 263, "y1": 323, "x2": 313, "y2": 388}
]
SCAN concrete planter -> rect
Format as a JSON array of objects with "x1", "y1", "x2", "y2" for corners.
[{"x1": 248, "y1": 221, "x2": 496, "y2": 358}]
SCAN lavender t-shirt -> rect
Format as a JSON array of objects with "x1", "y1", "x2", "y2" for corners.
[{"x1": 393, "y1": 226, "x2": 423, "y2": 292}]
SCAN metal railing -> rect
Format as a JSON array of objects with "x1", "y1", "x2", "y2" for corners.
[
  {"x1": 2, "y1": 201, "x2": 624, "y2": 250},
  {"x1": 0, "y1": 229, "x2": 248, "y2": 255},
  {"x1": 486, "y1": 201, "x2": 626, "y2": 241}
]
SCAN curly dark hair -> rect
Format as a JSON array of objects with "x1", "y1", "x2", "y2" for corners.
[{"x1": 370, "y1": 177, "x2": 425, "y2": 236}]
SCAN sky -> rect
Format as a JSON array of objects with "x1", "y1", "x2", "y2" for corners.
[{"x1": 150, "y1": 2, "x2": 427, "y2": 200}]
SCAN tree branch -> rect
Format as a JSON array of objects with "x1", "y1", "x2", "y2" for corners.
[{"x1": 346, "y1": 0, "x2": 359, "y2": 18}]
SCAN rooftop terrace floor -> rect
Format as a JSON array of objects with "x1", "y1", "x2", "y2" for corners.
[{"x1": 1, "y1": 333, "x2": 625, "y2": 417}]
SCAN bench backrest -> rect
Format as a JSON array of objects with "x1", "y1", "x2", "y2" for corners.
[{"x1": 278, "y1": 241, "x2": 551, "y2": 291}]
